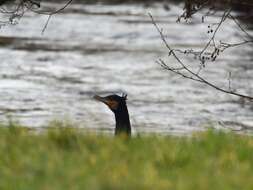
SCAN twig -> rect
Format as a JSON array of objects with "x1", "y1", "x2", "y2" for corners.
[
  {"x1": 0, "y1": 0, "x2": 73, "y2": 33},
  {"x1": 149, "y1": 13, "x2": 253, "y2": 100},
  {"x1": 40, "y1": 0, "x2": 74, "y2": 34}
]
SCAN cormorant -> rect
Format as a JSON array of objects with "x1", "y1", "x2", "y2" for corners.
[{"x1": 94, "y1": 94, "x2": 131, "y2": 136}]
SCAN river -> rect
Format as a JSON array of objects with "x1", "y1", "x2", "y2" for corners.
[{"x1": 0, "y1": 2, "x2": 252, "y2": 135}]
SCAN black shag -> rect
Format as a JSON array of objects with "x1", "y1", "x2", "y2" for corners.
[{"x1": 94, "y1": 94, "x2": 131, "y2": 136}]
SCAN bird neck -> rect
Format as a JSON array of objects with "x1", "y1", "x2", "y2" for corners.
[{"x1": 114, "y1": 103, "x2": 131, "y2": 136}]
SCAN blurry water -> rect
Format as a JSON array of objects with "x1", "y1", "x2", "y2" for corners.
[{"x1": 0, "y1": 2, "x2": 252, "y2": 135}]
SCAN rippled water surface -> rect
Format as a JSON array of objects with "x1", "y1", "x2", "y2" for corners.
[{"x1": 0, "y1": 2, "x2": 252, "y2": 135}]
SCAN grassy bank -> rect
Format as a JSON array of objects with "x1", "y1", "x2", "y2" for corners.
[{"x1": 0, "y1": 123, "x2": 253, "y2": 190}]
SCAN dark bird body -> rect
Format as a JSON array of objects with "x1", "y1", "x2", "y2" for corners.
[{"x1": 94, "y1": 94, "x2": 131, "y2": 136}]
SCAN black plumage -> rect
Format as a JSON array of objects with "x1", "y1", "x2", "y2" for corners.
[{"x1": 94, "y1": 94, "x2": 131, "y2": 136}]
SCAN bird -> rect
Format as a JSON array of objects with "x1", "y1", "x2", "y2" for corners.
[{"x1": 94, "y1": 94, "x2": 131, "y2": 136}]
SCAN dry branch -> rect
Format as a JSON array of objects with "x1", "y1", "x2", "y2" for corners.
[
  {"x1": 0, "y1": 0, "x2": 73, "y2": 32},
  {"x1": 149, "y1": 10, "x2": 253, "y2": 100}
]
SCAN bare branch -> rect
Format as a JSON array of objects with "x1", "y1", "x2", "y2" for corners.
[
  {"x1": 149, "y1": 12, "x2": 253, "y2": 101},
  {"x1": 0, "y1": 0, "x2": 73, "y2": 33},
  {"x1": 38, "y1": 0, "x2": 74, "y2": 34}
]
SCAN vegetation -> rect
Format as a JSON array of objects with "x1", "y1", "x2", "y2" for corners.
[{"x1": 0, "y1": 122, "x2": 253, "y2": 190}]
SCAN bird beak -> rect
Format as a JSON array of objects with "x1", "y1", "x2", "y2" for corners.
[
  {"x1": 93, "y1": 95, "x2": 118, "y2": 110},
  {"x1": 94, "y1": 95, "x2": 107, "y2": 104}
]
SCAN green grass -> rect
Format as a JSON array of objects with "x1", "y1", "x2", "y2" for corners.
[{"x1": 0, "y1": 122, "x2": 253, "y2": 190}]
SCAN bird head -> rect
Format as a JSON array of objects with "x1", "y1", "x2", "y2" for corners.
[{"x1": 94, "y1": 94, "x2": 127, "y2": 112}]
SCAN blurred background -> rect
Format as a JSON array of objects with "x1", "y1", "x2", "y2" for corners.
[{"x1": 0, "y1": 0, "x2": 252, "y2": 135}]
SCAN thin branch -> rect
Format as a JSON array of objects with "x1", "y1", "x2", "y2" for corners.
[
  {"x1": 229, "y1": 13, "x2": 252, "y2": 39},
  {"x1": 149, "y1": 13, "x2": 253, "y2": 100},
  {"x1": 40, "y1": 0, "x2": 74, "y2": 34},
  {"x1": 200, "y1": 9, "x2": 231, "y2": 56},
  {"x1": 0, "y1": 0, "x2": 73, "y2": 33}
]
